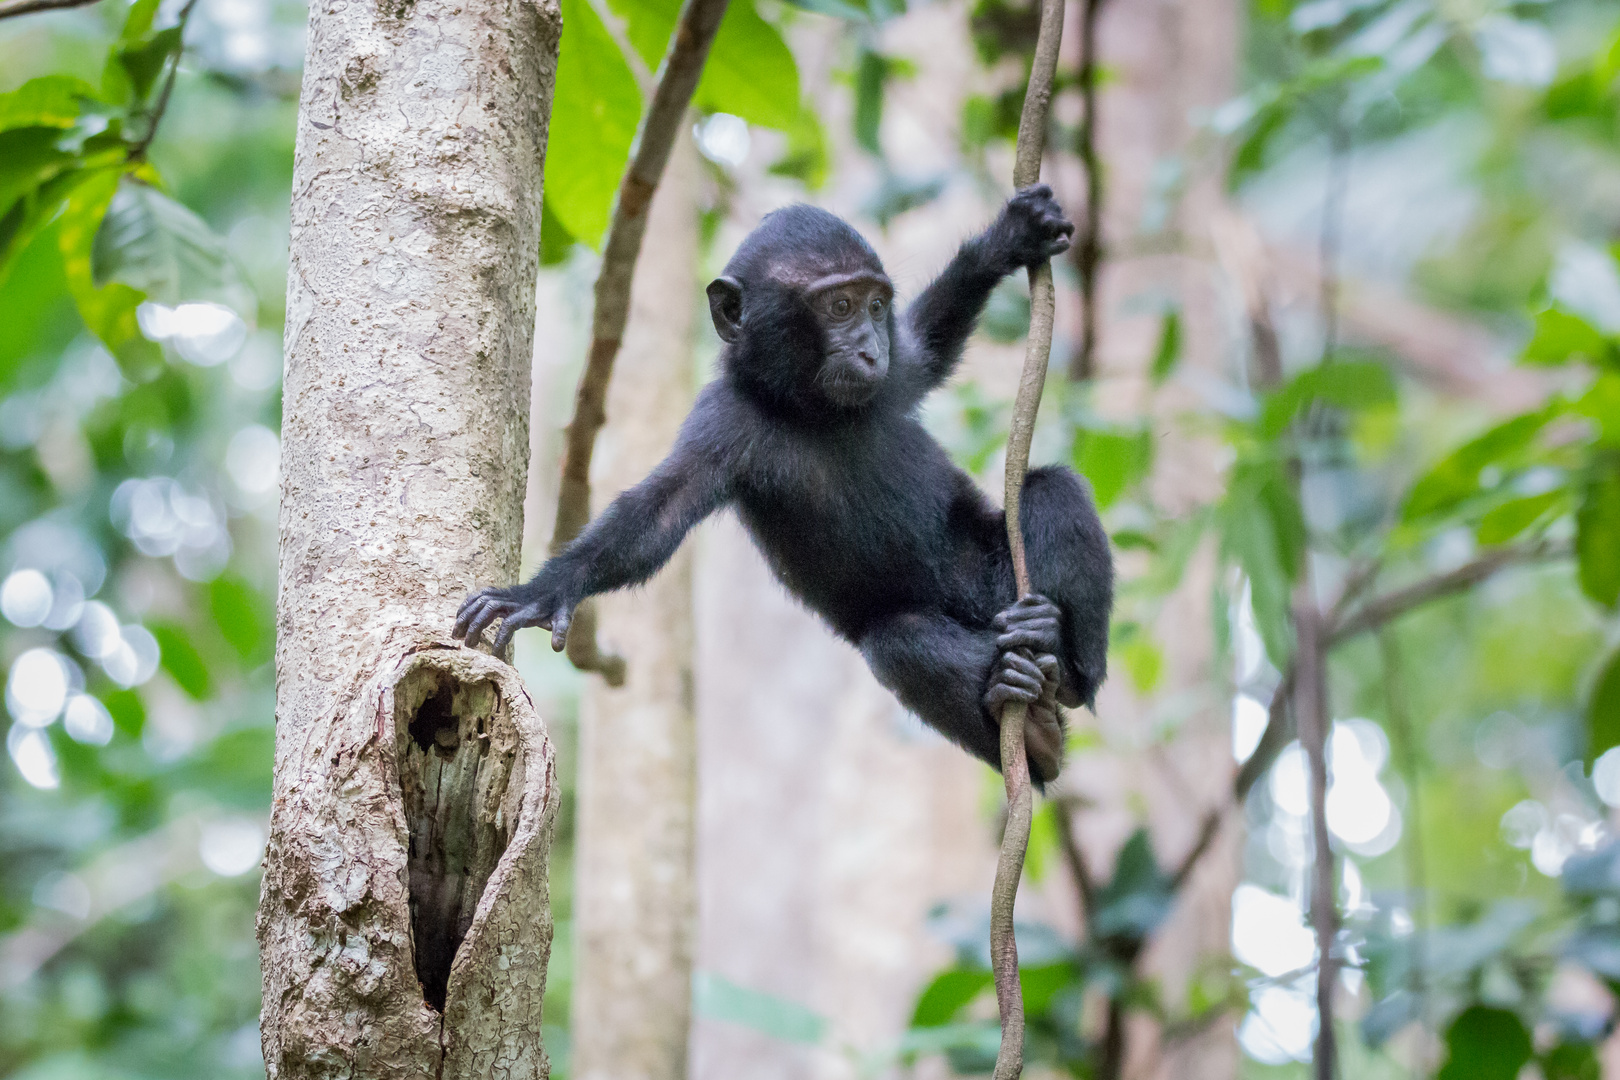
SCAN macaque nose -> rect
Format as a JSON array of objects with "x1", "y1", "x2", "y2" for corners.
[{"x1": 858, "y1": 350, "x2": 878, "y2": 367}]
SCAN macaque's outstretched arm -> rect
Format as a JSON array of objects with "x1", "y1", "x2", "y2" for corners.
[{"x1": 455, "y1": 405, "x2": 734, "y2": 653}]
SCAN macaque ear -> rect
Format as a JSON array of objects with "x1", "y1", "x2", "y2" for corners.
[{"x1": 706, "y1": 276, "x2": 744, "y2": 344}]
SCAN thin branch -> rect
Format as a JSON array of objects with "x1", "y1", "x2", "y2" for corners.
[
  {"x1": 550, "y1": 0, "x2": 732, "y2": 684},
  {"x1": 0, "y1": 0, "x2": 98, "y2": 19},
  {"x1": 1065, "y1": 0, "x2": 1109, "y2": 382},
  {"x1": 1294, "y1": 586, "x2": 1338, "y2": 1080},
  {"x1": 1379, "y1": 628, "x2": 1430, "y2": 1022},
  {"x1": 1317, "y1": 122, "x2": 1350, "y2": 366},
  {"x1": 1051, "y1": 796, "x2": 1096, "y2": 922},
  {"x1": 127, "y1": 0, "x2": 201, "y2": 162},
  {"x1": 990, "y1": 0, "x2": 1065, "y2": 1073},
  {"x1": 1171, "y1": 666, "x2": 1293, "y2": 887},
  {"x1": 1327, "y1": 540, "x2": 1565, "y2": 646}
]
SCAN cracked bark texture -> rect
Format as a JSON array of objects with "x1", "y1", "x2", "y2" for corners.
[
  {"x1": 570, "y1": 133, "x2": 701, "y2": 1080},
  {"x1": 259, "y1": 0, "x2": 562, "y2": 1072}
]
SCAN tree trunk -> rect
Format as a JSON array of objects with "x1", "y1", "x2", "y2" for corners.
[
  {"x1": 258, "y1": 0, "x2": 563, "y2": 1074},
  {"x1": 570, "y1": 132, "x2": 702, "y2": 1080}
]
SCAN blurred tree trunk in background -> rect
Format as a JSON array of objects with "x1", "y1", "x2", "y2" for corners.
[
  {"x1": 570, "y1": 132, "x2": 702, "y2": 1080},
  {"x1": 1064, "y1": 0, "x2": 1242, "y2": 1075},
  {"x1": 258, "y1": 0, "x2": 563, "y2": 1075}
]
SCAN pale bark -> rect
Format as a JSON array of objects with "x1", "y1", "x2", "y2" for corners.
[
  {"x1": 570, "y1": 133, "x2": 702, "y2": 1080},
  {"x1": 259, "y1": 0, "x2": 562, "y2": 1074}
]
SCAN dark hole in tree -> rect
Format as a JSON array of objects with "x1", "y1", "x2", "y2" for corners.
[{"x1": 395, "y1": 670, "x2": 512, "y2": 1012}]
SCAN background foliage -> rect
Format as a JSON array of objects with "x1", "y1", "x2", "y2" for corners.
[{"x1": 3, "y1": 0, "x2": 1620, "y2": 1077}]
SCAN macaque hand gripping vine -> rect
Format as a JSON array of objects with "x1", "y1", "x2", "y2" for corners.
[{"x1": 455, "y1": 187, "x2": 1113, "y2": 781}]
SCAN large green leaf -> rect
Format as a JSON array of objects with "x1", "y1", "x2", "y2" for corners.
[
  {"x1": 605, "y1": 0, "x2": 679, "y2": 68},
  {"x1": 544, "y1": 0, "x2": 642, "y2": 247},
  {"x1": 208, "y1": 575, "x2": 270, "y2": 665},
  {"x1": 1219, "y1": 457, "x2": 1303, "y2": 666},
  {"x1": 909, "y1": 968, "x2": 993, "y2": 1027},
  {"x1": 1404, "y1": 409, "x2": 1555, "y2": 521},
  {"x1": 1522, "y1": 306, "x2": 1616, "y2": 367},
  {"x1": 1475, "y1": 488, "x2": 1567, "y2": 545},
  {"x1": 92, "y1": 177, "x2": 235, "y2": 304},
  {"x1": 1577, "y1": 454, "x2": 1620, "y2": 607},
  {"x1": 1091, "y1": 828, "x2": 1173, "y2": 946},
  {"x1": 150, "y1": 621, "x2": 214, "y2": 700},
  {"x1": 1586, "y1": 648, "x2": 1620, "y2": 766},
  {"x1": 1073, "y1": 424, "x2": 1153, "y2": 509},
  {"x1": 1149, "y1": 308, "x2": 1182, "y2": 384},
  {"x1": 1577, "y1": 372, "x2": 1620, "y2": 447},
  {"x1": 695, "y1": 0, "x2": 802, "y2": 131},
  {"x1": 57, "y1": 166, "x2": 162, "y2": 377},
  {"x1": 692, "y1": 971, "x2": 826, "y2": 1044},
  {"x1": 0, "y1": 76, "x2": 100, "y2": 132},
  {"x1": 1259, "y1": 359, "x2": 1396, "y2": 438},
  {"x1": 0, "y1": 130, "x2": 85, "y2": 279},
  {"x1": 1437, "y1": 1006, "x2": 1532, "y2": 1080}
]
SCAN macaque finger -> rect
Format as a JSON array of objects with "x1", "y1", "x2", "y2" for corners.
[
  {"x1": 463, "y1": 599, "x2": 498, "y2": 641},
  {"x1": 453, "y1": 593, "x2": 487, "y2": 639},
  {"x1": 550, "y1": 608, "x2": 572, "y2": 652},
  {"x1": 492, "y1": 612, "x2": 524, "y2": 654}
]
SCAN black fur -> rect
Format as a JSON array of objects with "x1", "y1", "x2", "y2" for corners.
[{"x1": 456, "y1": 186, "x2": 1112, "y2": 780}]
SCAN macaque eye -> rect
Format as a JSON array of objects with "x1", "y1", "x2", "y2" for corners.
[
  {"x1": 869, "y1": 297, "x2": 886, "y2": 318},
  {"x1": 831, "y1": 297, "x2": 852, "y2": 318}
]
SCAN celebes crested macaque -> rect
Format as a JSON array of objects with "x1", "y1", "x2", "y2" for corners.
[{"x1": 456, "y1": 185, "x2": 1113, "y2": 782}]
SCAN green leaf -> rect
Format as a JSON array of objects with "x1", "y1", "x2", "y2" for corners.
[
  {"x1": 1523, "y1": 307, "x2": 1615, "y2": 367},
  {"x1": 0, "y1": 132, "x2": 90, "y2": 282},
  {"x1": 149, "y1": 621, "x2": 213, "y2": 700},
  {"x1": 120, "y1": 0, "x2": 163, "y2": 42},
  {"x1": 539, "y1": 195, "x2": 576, "y2": 266},
  {"x1": 1120, "y1": 636, "x2": 1163, "y2": 694},
  {"x1": 1476, "y1": 488, "x2": 1566, "y2": 545},
  {"x1": 1437, "y1": 1006, "x2": 1532, "y2": 1080},
  {"x1": 1577, "y1": 454, "x2": 1620, "y2": 608},
  {"x1": 0, "y1": 76, "x2": 100, "y2": 132},
  {"x1": 1149, "y1": 309, "x2": 1182, "y2": 384},
  {"x1": 1219, "y1": 458, "x2": 1303, "y2": 666},
  {"x1": 1576, "y1": 373, "x2": 1620, "y2": 447},
  {"x1": 692, "y1": 972, "x2": 826, "y2": 1044},
  {"x1": 1541, "y1": 1041, "x2": 1601, "y2": 1080},
  {"x1": 853, "y1": 47, "x2": 889, "y2": 156},
  {"x1": 543, "y1": 0, "x2": 642, "y2": 247},
  {"x1": 0, "y1": 219, "x2": 78, "y2": 393},
  {"x1": 1073, "y1": 425, "x2": 1153, "y2": 509},
  {"x1": 113, "y1": 26, "x2": 183, "y2": 106},
  {"x1": 208, "y1": 575, "x2": 269, "y2": 664},
  {"x1": 1091, "y1": 828, "x2": 1172, "y2": 945},
  {"x1": 766, "y1": 108, "x2": 829, "y2": 189},
  {"x1": 91, "y1": 177, "x2": 235, "y2": 303},
  {"x1": 909, "y1": 968, "x2": 993, "y2": 1027},
  {"x1": 57, "y1": 167, "x2": 162, "y2": 376},
  {"x1": 604, "y1": 0, "x2": 679, "y2": 68},
  {"x1": 103, "y1": 687, "x2": 146, "y2": 737},
  {"x1": 1587, "y1": 649, "x2": 1620, "y2": 766},
  {"x1": 1404, "y1": 410, "x2": 1555, "y2": 521},
  {"x1": 1259, "y1": 359, "x2": 1395, "y2": 438},
  {"x1": 695, "y1": 0, "x2": 803, "y2": 131}
]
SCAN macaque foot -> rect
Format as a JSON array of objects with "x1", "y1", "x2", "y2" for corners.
[{"x1": 983, "y1": 598, "x2": 1066, "y2": 782}]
